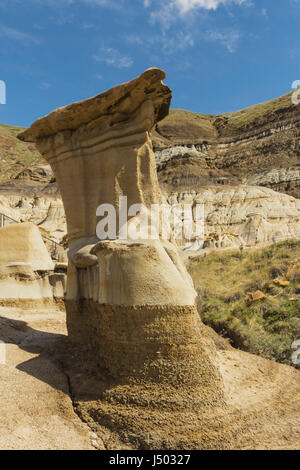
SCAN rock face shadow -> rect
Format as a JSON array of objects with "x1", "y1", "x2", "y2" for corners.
[
  {"x1": 0, "y1": 315, "x2": 70, "y2": 394},
  {"x1": 0, "y1": 314, "x2": 132, "y2": 401}
]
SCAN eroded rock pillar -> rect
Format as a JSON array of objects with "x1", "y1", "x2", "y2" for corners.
[{"x1": 19, "y1": 69, "x2": 229, "y2": 448}]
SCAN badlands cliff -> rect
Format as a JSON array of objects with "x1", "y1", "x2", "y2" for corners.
[
  {"x1": 1, "y1": 181, "x2": 299, "y2": 254},
  {"x1": 0, "y1": 69, "x2": 299, "y2": 450},
  {"x1": 2, "y1": 87, "x2": 300, "y2": 200},
  {"x1": 167, "y1": 186, "x2": 300, "y2": 251},
  {"x1": 154, "y1": 92, "x2": 300, "y2": 198},
  {"x1": 6, "y1": 69, "x2": 298, "y2": 450},
  {"x1": 1, "y1": 87, "x2": 300, "y2": 253}
]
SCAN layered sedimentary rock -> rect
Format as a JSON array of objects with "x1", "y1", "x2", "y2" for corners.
[
  {"x1": 154, "y1": 93, "x2": 300, "y2": 197},
  {"x1": 19, "y1": 69, "x2": 233, "y2": 448},
  {"x1": 3, "y1": 179, "x2": 300, "y2": 254},
  {"x1": 0, "y1": 193, "x2": 66, "y2": 245},
  {"x1": 166, "y1": 186, "x2": 300, "y2": 252},
  {"x1": 0, "y1": 222, "x2": 65, "y2": 304},
  {"x1": 244, "y1": 166, "x2": 300, "y2": 199},
  {"x1": 0, "y1": 222, "x2": 53, "y2": 271}
]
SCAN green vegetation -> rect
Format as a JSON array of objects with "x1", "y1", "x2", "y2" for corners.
[
  {"x1": 0, "y1": 122, "x2": 41, "y2": 182},
  {"x1": 159, "y1": 90, "x2": 294, "y2": 141},
  {"x1": 0, "y1": 122, "x2": 27, "y2": 137},
  {"x1": 216, "y1": 91, "x2": 294, "y2": 137},
  {"x1": 188, "y1": 240, "x2": 300, "y2": 367},
  {"x1": 157, "y1": 108, "x2": 217, "y2": 141}
]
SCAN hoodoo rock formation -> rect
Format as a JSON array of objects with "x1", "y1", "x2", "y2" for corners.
[
  {"x1": 0, "y1": 222, "x2": 65, "y2": 305},
  {"x1": 19, "y1": 70, "x2": 300, "y2": 450},
  {"x1": 19, "y1": 69, "x2": 230, "y2": 448}
]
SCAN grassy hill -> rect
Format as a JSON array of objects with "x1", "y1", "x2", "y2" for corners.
[
  {"x1": 189, "y1": 240, "x2": 300, "y2": 367},
  {"x1": 155, "y1": 90, "x2": 296, "y2": 145},
  {"x1": 0, "y1": 123, "x2": 41, "y2": 183},
  {"x1": 154, "y1": 109, "x2": 217, "y2": 144},
  {"x1": 155, "y1": 90, "x2": 300, "y2": 194},
  {"x1": 213, "y1": 90, "x2": 295, "y2": 137}
]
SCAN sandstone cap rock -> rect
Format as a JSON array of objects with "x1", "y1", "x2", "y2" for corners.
[{"x1": 18, "y1": 68, "x2": 171, "y2": 142}]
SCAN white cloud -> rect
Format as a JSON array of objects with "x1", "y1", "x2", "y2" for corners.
[
  {"x1": 40, "y1": 82, "x2": 53, "y2": 89},
  {"x1": 93, "y1": 48, "x2": 133, "y2": 68},
  {"x1": 205, "y1": 29, "x2": 240, "y2": 52},
  {"x1": 82, "y1": 22, "x2": 94, "y2": 29},
  {"x1": 1, "y1": 0, "x2": 76, "y2": 5},
  {"x1": 83, "y1": 0, "x2": 123, "y2": 8},
  {"x1": 162, "y1": 32, "x2": 195, "y2": 53},
  {"x1": 261, "y1": 7, "x2": 267, "y2": 17},
  {"x1": 125, "y1": 34, "x2": 145, "y2": 46},
  {"x1": 49, "y1": 10, "x2": 75, "y2": 25},
  {"x1": 148, "y1": 0, "x2": 248, "y2": 28},
  {"x1": 172, "y1": 0, "x2": 246, "y2": 15},
  {"x1": 125, "y1": 30, "x2": 195, "y2": 54},
  {"x1": 0, "y1": 24, "x2": 39, "y2": 43},
  {"x1": 0, "y1": 0, "x2": 118, "y2": 8},
  {"x1": 83, "y1": 0, "x2": 110, "y2": 5}
]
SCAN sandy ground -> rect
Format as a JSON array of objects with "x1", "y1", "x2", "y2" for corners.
[
  {"x1": 0, "y1": 306, "x2": 97, "y2": 450},
  {"x1": 0, "y1": 305, "x2": 300, "y2": 450}
]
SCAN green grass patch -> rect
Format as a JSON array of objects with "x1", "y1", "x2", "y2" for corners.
[
  {"x1": 188, "y1": 240, "x2": 300, "y2": 367},
  {"x1": 161, "y1": 90, "x2": 294, "y2": 141}
]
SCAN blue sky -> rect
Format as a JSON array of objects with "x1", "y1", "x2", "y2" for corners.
[{"x1": 0, "y1": 0, "x2": 299, "y2": 127}]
